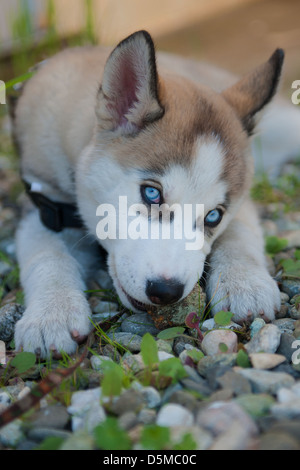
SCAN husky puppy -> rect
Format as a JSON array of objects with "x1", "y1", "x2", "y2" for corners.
[{"x1": 12, "y1": 30, "x2": 296, "y2": 357}]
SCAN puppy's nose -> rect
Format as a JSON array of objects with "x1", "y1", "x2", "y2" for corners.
[{"x1": 146, "y1": 278, "x2": 184, "y2": 305}]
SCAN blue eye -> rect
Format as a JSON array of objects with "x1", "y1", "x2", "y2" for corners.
[
  {"x1": 142, "y1": 186, "x2": 162, "y2": 205},
  {"x1": 205, "y1": 208, "x2": 223, "y2": 227}
]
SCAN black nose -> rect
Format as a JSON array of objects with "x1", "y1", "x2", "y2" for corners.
[{"x1": 146, "y1": 278, "x2": 184, "y2": 305}]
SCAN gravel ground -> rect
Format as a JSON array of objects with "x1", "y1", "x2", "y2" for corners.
[{"x1": 0, "y1": 113, "x2": 300, "y2": 451}]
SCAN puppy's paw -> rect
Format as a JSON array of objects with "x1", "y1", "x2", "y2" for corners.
[
  {"x1": 15, "y1": 292, "x2": 92, "y2": 358},
  {"x1": 207, "y1": 267, "x2": 280, "y2": 324}
]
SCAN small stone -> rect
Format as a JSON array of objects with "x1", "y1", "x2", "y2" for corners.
[
  {"x1": 276, "y1": 332, "x2": 296, "y2": 362},
  {"x1": 0, "y1": 261, "x2": 11, "y2": 277},
  {"x1": 137, "y1": 409, "x2": 157, "y2": 425},
  {"x1": 257, "y1": 431, "x2": 300, "y2": 450},
  {"x1": 273, "y1": 318, "x2": 296, "y2": 333},
  {"x1": 209, "y1": 420, "x2": 256, "y2": 450},
  {"x1": 110, "y1": 389, "x2": 146, "y2": 416},
  {"x1": 118, "y1": 411, "x2": 138, "y2": 430},
  {"x1": 180, "y1": 377, "x2": 211, "y2": 397},
  {"x1": 168, "y1": 390, "x2": 200, "y2": 414},
  {"x1": 156, "y1": 403, "x2": 194, "y2": 427},
  {"x1": 0, "y1": 391, "x2": 11, "y2": 407},
  {"x1": 155, "y1": 339, "x2": 173, "y2": 354},
  {"x1": 107, "y1": 332, "x2": 142, "y2": 353},
  {"x1": 67, "y1": 388, "x2": 106, "y2": 433},
  {"x1": 0, "y1": 420, "x2": 24, "y2": 447},
  {"x1": 281, "y1": 279, "x2": 300, "y2": 298},
  {"x1": 290, "y1": 306, "x2": 300, "y2": 320},
  {"x1": 158, "y1": 351, "x2": 174, "y2": 361},
  {"x1": 249, "y1": 353, "x2": 286, "y2": 370},
  {"x1": 280, "y1": 292, "x2": 290, "y2": 304},
  {"x1": 201, "y1": 330, "x2": 238, "y2": 356},
  {"x1": 27, "y1": 427, "x2": 71, "y2": 443},
  {"x1": 122, "y1": 353, "x2": 145, "y2": 374},
  {"x1": 0, "y1": 303, "x2": 24, "y2": 342},
  {"x1": 28, "y1": 405, "x2": 70, "y2": 429},
  {"x1": 90, "y1": 355, "x2": 112, "y2": 372},
  {"x1": 201, "y1": 318, "x2": 242, "y2": 332},
  {"x1": 140, "y1": 386, "x2": 161, "y2": 408},
  {"x1": 245, "y1": 324, "x2": 281, "y2": 354},
  {"x1": 196, "y1": 401, "x2": 257, "y2": 437},
  {"x1": 197, "y1": 353, "x2": 237, "y2": 377},
  {"x1": 216, "y1": 369, "x2": 252, "y2": 395},
  {"x1": 236, "y1": 369, "x2": 295, "y2": 394},
  {"x1": 250, "y1": 318, "x2": 266, "y2": 338},
  {"x1": 121, "y1": 313, "x2": 159, "y2": 336}
]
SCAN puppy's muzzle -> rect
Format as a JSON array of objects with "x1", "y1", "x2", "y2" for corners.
[{"x1": 146, "y1": 278, "x2": 184, "y2": 305}]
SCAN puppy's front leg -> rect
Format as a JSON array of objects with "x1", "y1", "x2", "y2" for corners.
[
  {"x1": 15, "y1": 210, "x2": 92, "y2": 357},
  {"x1": 206, "y1": 199, "x2": 280, "y2": 323}
]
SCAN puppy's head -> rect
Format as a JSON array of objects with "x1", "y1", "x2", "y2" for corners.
[{"x1": 76, "y1": 30, "x2": 284, "y2": 312}]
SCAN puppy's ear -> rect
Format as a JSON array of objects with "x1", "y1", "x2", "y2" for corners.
[
  {"x1": 96, "y1": 30, "x2": 164, "y2": 134},
  {"x1": 222, "y1": 49, "x2": 284, "y2": 135}
]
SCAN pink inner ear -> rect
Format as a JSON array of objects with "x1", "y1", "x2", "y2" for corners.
[{"x1": 109, "y1": 55, "x2": 139, "y2": 127}]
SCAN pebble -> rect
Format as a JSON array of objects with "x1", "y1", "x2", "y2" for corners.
[
  {"x1": 216, "y1": 369, "x2": 252, "y2": 396},
  {"x1": 197, "y1": 353, "x2": 238, "y2": 377},
  {"x1": 276, "y1": 332, "x2": 297, "y2": 362},
  {"x1": 156, "y1": 403, "x2": 194, "y2": 427},
  {"x1": 273, "y1": 318, "x2": 296, "y2": 334},
  {"x1": 121, "y1": 313, "x2": 160, "y2": 336},
  {"x1": 67, "y1": 388, "x2": 106, "y2": 433},
  {"x1": 0, "y1": 420, "x2": 24, "y2": 447},
  {"x1": 196, "y1": 401, "x2": 258, "y2": 438},
  {"x1": 137, "y1": 409, "x2": 156, "y2": 425},
  {"x1": 235, "y1": 369, "x2": 295, "y2": 394},
  {"x1": 106, "y1": 332, "x2": 142, "y2": 352},
  {"x1": 201, "y1": 318, "x2": 242, "y2": 331},
  {"x1": 250, "y1": 318, "x2": 266, "y2": 338},
  {"x1": 290, "y1": 306, "x2": 300, "y2": 320},
  {"x1": 245, "y1": 324, "x2": 281, "y2": 354},
  {"x1": 281, "y1": 280, "x2": 300, "y2": 298},
  {"x1": 249, "y1": 353, "x2": 286, "y2": 370},
  {"x1": 201, "y1": 330, "x2": 238, "y2": 356},
  {"x1": 110, "y1": 389, "x2": 146, "y2": 416},
  {"x1": 27, "y1": 405, "x2": 70, "y2": 429},
  {"x1": 0, "y1": 303, "x2": 25, "y2": 342},
  {"x1": 90, "y1": 354, "x2": 112, "y2": 372},
  {"x1": 0, "y1": 391, "x2": 11, "y2": 407},
  {"x1": 139, "y1": 386, "x2": 161, "y2": 408}
]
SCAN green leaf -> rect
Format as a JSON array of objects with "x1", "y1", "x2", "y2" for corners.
[
  {"x1": 141, "y1": 425, "x2": 170, "y2": 450},
  {"x1": 158, "y1": 357, "x2": 187, "y2": 383},
  {"x1": 10, "y1": 351, "x2": 36, "y2": 373},
  {"x1": 295, "y1": 249, "x2": 300, "y2": 260},
  {"x1": 36, "y1": 436, "x2": 65, "y2": 450},
  {"x1": 186, "y1": 349, "x2": 204, "y2": 362},
  {"x1": 173, "y1": 432, "x2": 197, "y2": 450},
  {"x1": 218, "y1": 342, "x2": 228, "y2": 353},
  {"x1": 141, "y1": 333, "x2": 159, "y2": 368},
  {"x1": 157, "y1": 327, "x2": 185, "y2": 340},
  {"x1": 265, "y1": 236, "x2": 288, "y2": 255},
  {"x1": 280, "y1": 259, "x2": 300, "y2": 277},
  {"x1": 101, "y1": 362, "x2": 124, "y2": 398},
  {"x1": 214, "y1": 310, "x2": 234, "y2": 326},
  {"x1": 236, "y1": 349, "x2": 251, "y2": 368},
  {"x1": 94, "y1": 417, "x2": 131, "y2": 450}
]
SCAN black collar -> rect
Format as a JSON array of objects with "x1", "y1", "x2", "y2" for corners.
[{"x1": 23, "y1": 180, "x2": 84, "y2": 232}]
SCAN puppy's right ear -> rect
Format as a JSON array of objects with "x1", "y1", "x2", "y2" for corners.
[{"x1": 96, "y1": 30, "x2": 164, "y2": 135}]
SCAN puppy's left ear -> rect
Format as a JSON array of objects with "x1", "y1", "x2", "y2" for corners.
[
  {"x1": 222, "y1": 49, "x2": 284, "y2": 135},
  {"x1": 96, "y1": 30, "x2": 164, "y2": 135}
]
